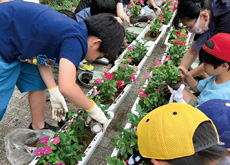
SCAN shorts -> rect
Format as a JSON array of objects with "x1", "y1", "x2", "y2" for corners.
[{"x1": 0, "y1": 56, "x2": 46, "y2": 120}]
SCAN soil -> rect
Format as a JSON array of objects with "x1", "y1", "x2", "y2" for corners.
[
  {"x1": 168, "y1": 80, "x2": 183, "y2": 90},
  {"x1": 144, "y1": 31, "x2": 161, "y2": 42},
  {"x1": 102, "y1": 88, "x2": 124, "y2": 105}
]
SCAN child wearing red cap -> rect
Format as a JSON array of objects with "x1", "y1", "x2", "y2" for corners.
[{"x1": 180, "y1": 33, "x2": 230, "y2": 107}]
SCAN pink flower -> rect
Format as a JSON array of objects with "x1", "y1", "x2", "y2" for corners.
[
  {"x1": 117, "y1": 80, "x2": 125, "y2": 89},
  {"x1": 124, "y1": 40, "x2": 128, "y2": 42},
  {"x1": 67, "y1": 104, "x2": 72, "y2": 106},
  {"x1": 139, "y1": 0, "x2": 144, "y2": 4},
  {"x1": 130, "y1": 74, "x2": 135, "y2": 79},
  {"x1": 43, "y1": 146, "x2": 52, "y2": 155},
  {"x1": 132, "y1": 78, "x2": 136, "y2": 83},
  {"x1": 124, "y1": 44, "x2": 128, "y2": 47},
  {"x1": 162, "y1": 8, "x2": 166, "y2": 10},
  {"x1": 128, "y1": 45, "x2": 134, "y2": 50},
  {"x1": 94, "y1": 78, "x2": 102, "y2": 84},
  {"x1": 130, "y1": 133, "x2": 133, "y2": 136},
  {"x1": 160, "y1": 17, "x2": 163, "y2": 22},
  {"x1": 155, "y1": 61, "x2": 162, "y2": 67},
  {"x1": 104, "y1": 72, "x2": 112, "y2": 80},
  {"x1": 65, "y1": 129, "x2": 68, "y2": 132},
  {"x1": 180, "y1": 41, "x2": 186, "y2": 46},
  {"x1": 79, "y1": 116, "x2": 84, "y2": 120},
  {"x1": 53, "y1": 137, "x2": 60, "y2": 145},
  {"x1": 139, "y1": 89, "x2": 144, "y2": 93},
  {"x1": 184, "y1": 34, "x2": 189, "y2": 38},
  {"x1": 159, "y1": 14, "x2": 163, "y2": 17},
  {"x1": 93, "y1": 89, "x2": 100, "y2": 96},
  {"x1": 135, "y1": 66, "x2": 138, "y2": 71},
  {"x1": 122, "y1": 64, "x2": 126, "y2": 69},
  {"x1": 127, "y1": 57, "x2": 132, "y2": 63},
  {"x1": 174, "y1": 40, "x2": 180, "y2": 44},
  {"x1": 138, "y1": 5, "x2": 141, "y2": 9},
  {"x1": 68, "y1": 119, "x2": 76, "y2": 125},
  {"x1": 35, "y1": 148, "x2": 44, "y2": 157},
  {"x1": 144, "y1": 73, "x2": 151, "y2": 79},
  {"x1": 40, "y1": 137, "x2": 49, "y2": 145},
  {"x1": 140, "y1": 93, "x2": 147, "y2": 98},
  {"x1": 169, "y1": 9, "x2": 173, "y2": 12},
  {"x1": 133, "y1": 126, "x2": 137, "y2": 131},
  {"x1": 164, "y1": 56, "x2": 170, "y2": 62},
  {"x1": 155, "y1": 88, "x2": 161, "y2": 92},
  {"x1": 57, "y1": 162, "x2": 64, "y2": 165}
]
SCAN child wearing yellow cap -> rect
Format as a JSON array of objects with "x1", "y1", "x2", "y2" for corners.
[{"x1": 127, "y1": 103, "x2": 229, "y2": 165}]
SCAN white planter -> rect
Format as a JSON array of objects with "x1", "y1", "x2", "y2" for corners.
[
  {"x1": 164, "y1": 26, "x2": 192, "y2": 47},
  {"x1": 30, "y1": 111, "x2": 114, "y2": 165},
  {"x1": 110, "y1": 123, "x2": 132, "y2": 158},
  {"x1": 87, "y1": 65, "x2": 140, "y2": 113}
]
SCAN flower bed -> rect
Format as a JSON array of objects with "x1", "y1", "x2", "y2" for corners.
[
  {"x1": 87, "y1": 64, "x2": 140, "y2": 112},
  {"x1": 30, "y1": 109, "x2": 114, "y2": 165}
]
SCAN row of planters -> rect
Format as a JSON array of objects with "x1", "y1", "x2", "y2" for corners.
[
  {"x1": 106, "y1": 21, "x2": 192, "y2": 164},
  {"x1": 30, "y1": 1, "x2": 180, "y2": 164}
]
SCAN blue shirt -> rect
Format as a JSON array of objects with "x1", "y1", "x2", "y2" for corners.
[
  {"x1": 76, "y1": 8, "x2": 91, "y2": 22},
  {"x1": 193, "y1": 0, "x2": 230, "y2": 51},
  {"x1": 197, "y1": 76, "x2": 230, "y2": 106},
  {"x1": 0, "y1": 1, "x2": 88, "y2": 69}
]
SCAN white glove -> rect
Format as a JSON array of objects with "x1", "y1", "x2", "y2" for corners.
[
  {"x1": 48, "y1": 86, "x2": 68, "y2": 122},
  {"x1": 167, "y1": 84, "x2": 186, "y2": 103},
  {"x1": 85, "y1": 101, "x2": 108, "y2": 131}
]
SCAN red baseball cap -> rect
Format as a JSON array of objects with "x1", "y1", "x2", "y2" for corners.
[{"x1": 202, "y1": 33, "x2": 230, "y2": 62}]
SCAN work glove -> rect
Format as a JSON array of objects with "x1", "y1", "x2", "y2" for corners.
[
  {"x1": 167, "y1": 84, "x2": 186, "y2": 103},
  {"x1": 85, "y1": 100, "x2": 108, "y2": 131},
  {"x1": 48, "y1": 86, "x2": 68, "y2": 122}
]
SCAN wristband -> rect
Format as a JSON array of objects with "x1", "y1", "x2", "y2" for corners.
[
  {"x1": 86, "y1": 100, "x2": 95, "y2": 112},
  {"x1": 47, "y1": 86, "x2": 58, "y2": 91}
]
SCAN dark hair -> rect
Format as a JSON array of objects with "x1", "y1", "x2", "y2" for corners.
[
  {"x1": 199, "y1": 48, "x2": 230, "y2": 70},
  {"x1": 58, "y1": 10, "x2": 77, "y2": 21},
  {"x1": 173, "y1": 0, "x2": 211, "y2": 28},
  {"x1": 90, "y1": 0, "x2": 116, "y2": 16},
  {"x1": 165, "y1": 122, "x2": 227, "y2": 165},
  {"x1": 84, "y1": 13, "x2": 125, "y2": 61}
]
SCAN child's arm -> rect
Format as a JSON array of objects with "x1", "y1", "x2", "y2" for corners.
[
  {"x1": 179, "y1": 66, "x2": 199, "y2": 93},
  {"x1": 38, "y1": 66, "x2": 68, "y2": 121},
  {"x1": 58, "y1": 58, "x2": 108, "y2": 129},
  {"x1": 116, "y1": 2, "x2": 130, "y2": 24},
  {"x1": 149, "y1": 0, "x2": 161, "y2": 12}
]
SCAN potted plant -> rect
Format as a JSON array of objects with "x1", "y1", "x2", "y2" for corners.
[
  {"x1": 145, "y1": 14, "x2": 163, "y2": 40},
  {"x1": 127, "y1": 0, "x2": 144, "y2": 24}
]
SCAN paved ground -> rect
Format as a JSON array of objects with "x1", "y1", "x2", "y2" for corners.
[{"x1": 0, "y1": 23, "x2": 168, "y2": 165}]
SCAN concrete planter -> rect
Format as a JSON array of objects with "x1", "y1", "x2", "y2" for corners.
[{"x1": 30, "y1": 111, "x2": 114, "y2": 165}]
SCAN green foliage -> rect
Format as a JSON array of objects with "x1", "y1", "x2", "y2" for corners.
[
  {"x1": 123, "y1": 39, "x2": 148, "y2": 64},
  {"x1": 41, "y1": 0, "x2": 80, "y2": 11},
  {"x1": 126, "y1": 104, "x2": 147, "y2": 127},
  {"x1": 164, "y1": 61, "x2": 182, "y2": 85},
  {"x1": 106, "y1": 156, "x2": 126, "y2": 165},
  {"x1": 150, "y1": 15, "x2": 163, "y2": 36},
  {"x1": 111, "y1": 124, "x2": 138, "y2": 160},
  {"x1": 167, "y1": 28, "x2": 188, "y2": 44},
  {"x1": 166, "y1": 44, "x2": 187, "y2": 66},
  {"x1": 115, "y1": 64, "x2": 137, "y2": 85}
]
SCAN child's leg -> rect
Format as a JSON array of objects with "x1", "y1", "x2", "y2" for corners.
[
  {"x1": 29, "y1": 90, "x2": 46, "y2": 130},
  {"x1": 182, "y1": 88, "x2": 197, "y2": 103},
  {"x1": 17, "y1": 62, "x2": 47, "y2": 129}
]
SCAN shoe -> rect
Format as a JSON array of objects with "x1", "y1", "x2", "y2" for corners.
[
  {"x1": 29, "y1": 122, "x2": 60, "y2": 132},
  {"x1": 79, "y1": 59, "x2": 94, "y2": 71}
]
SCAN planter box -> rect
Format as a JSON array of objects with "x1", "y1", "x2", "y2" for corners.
[
  {"x1": 87, "y1": 65, "x2": 140, "y2": 113},
  {"x1": 164, "y1": 26, "x2": 192, "y2": 47},
  {"x1": 30, "y1": 111, "x2": 114, "y2": 165},
  {"x1": 164, "y1": 10, "x2": 177, "y2": 30}
]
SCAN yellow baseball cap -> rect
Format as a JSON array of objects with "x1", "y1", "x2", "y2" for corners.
[{"x1": 137, "y1": 103, "x2": 219, "y2": 160}]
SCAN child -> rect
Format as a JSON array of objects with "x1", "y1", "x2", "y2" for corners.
[
  {"x1": 0, "y1": 1, "x2": 124, "y2": 131},
  {"x1": 127, "y1": 103, "x2": 229, "y2": 164},
  {"x1": 180, "y1": 33, "x2": 230, "y2": 107}
]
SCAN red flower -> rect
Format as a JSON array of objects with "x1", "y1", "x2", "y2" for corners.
[
  {"x1": 140, "y1": 93, "x2": 147, "y2": 98},
  {"x1": 104, "y1": 72, "x2": 112, "y2": 80},
  {"x1": 174, "y1": 40, "x2": 180, "y2": 44},
  {"x1": 162, "y1": 8, "x2": 166, "y2": 10},
  {"x1": 139, "y1": 89, "x2": 144, "y2": 93},
  {"x1": 117, "y1": 80, "x2": 124, "y2": 89},
  {"x1": 180, "y1": 41, "x2": 186, "y2": 46}
]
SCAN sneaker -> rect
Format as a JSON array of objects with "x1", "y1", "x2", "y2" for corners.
[
  {"x1": 79, "y1": 59, "x2": 94, "y2": 71},
  {"x1": 29, "y1": 122, "x2": 60, "y2": 132}
]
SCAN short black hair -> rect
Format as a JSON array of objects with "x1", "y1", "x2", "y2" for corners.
[
  {"x1": 84, "y1": 13, "x2": 125, "y2": 61},
  {"x1": 173, "y1": 0, "x2": 211, "y2": 28},
  {"x1": 166, "y1": 122, "x2": 227, "y2": 165},
  {"x1": 58, "y1": 10, "x2": 77, "y2": 21},
  {"x1": 199, "y1": 44, "x2": 230, "y2": 70},
  {"x1": 90, "y1": 0, "x2": 116, "y2": 16}
]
